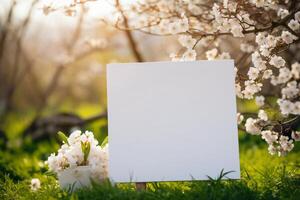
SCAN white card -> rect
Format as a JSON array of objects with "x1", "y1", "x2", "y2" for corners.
[{"x1": 107, "y1": 60, "x2": 240, "y2": 183}]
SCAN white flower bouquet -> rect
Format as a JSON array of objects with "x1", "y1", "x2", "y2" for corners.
[{"x1": 46, "y1": 130, "x2": 108, "y2": 190}]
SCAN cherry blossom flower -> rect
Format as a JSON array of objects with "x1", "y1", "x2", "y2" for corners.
[
  {"x1": 295, "y1": 11, "x2": 300, "y2": 21},
  {"x1": 279, "y1": 136, "x2": 294, "y2": 153},
  {"x1": 182, "y1": 49, "x2": 197, "y2": 61},
  {"x1": 258, "y1": 110, "x2": 268, "y2": 121},
  {"x1": 255, "y1": 96, "x2": 265, "y2": 107},
  {"x1": 178, "y1": 35, "x2": 196, "y2": 49},
  {"x1": 261, "y1": 130, "x2": 278, "y2": 144},
  {"x1": 281, "y1": 31, "x2": 298, "y2": 44},
  {"x1": 248, "y1": 67, "x2": 259, "y2": 80},
  {"x1": 206, "y1": 48, "x2": 218, "y2": 60},
  {"x1": 268, "y1": 144, "x2": 277, "y2": 155},
  {"x1": 245, "y1": 118, "x2": 261, "y2": 135},
  {"x1": 292, "y1": 131, "x2": 300, "y2": 141},
  {"x1": 230, "y1": 23, "x2": 244, "y2": 37},
  {"x1": 278, "y1": 100, "x2": 295, "y2": 115},
  {"x1": 30, "y1": 178, "x2": 41, "y2": 191},
  {"x1": 291, "y1": 62, "x2": 300, "y2": 79},
  {"x1": 237, "y1": 113, "x2": 244, "y2": 124},
  {"x1": 288, "y1": 19, "x2": 300, "y2": 31},
  {"x1": 269, "y1": 55, "x2": 286, "y2": 68},
  {"x1": 262, "y1": 70, "x2": 272, "y2": 79},
  {"x1": 240, "y1": 43, "x2": 255, "y2": 53},
  {"x1": 277, "y1": 8, "x2": 289, "y2": 19}
]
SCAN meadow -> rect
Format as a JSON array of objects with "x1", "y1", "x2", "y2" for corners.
[{"x1": 0, "y1": 104, "x2": 299, "y2": 200}]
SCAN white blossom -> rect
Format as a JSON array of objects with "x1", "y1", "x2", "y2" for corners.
[
  {"x1": 227, "y1": 2, "x2": 237, "y2": 12},
  {"x1": 255, "y1": 33, "x2": 266, "y2": 45},
  {"x1": 291, "y1": 62, "x2": 300, "y2": 79},
  {"x1": 218, "y1": 52, "x2": 231, "y2": 59},
  {"x1": 245, "y1": 118, "x2": 261, "y2": 135},
  {"x1": 292, "y1": 131, "x2": 300, "y2": 141},
  {"x1": 178, "y1": 17, "x2": 189, "y2": 32},
  {"x1": 242, "y1": 81, "x2": 262, "y2": 99},
  {"x1": 240, "y1": 43, "x2": 255, "y2": 53},
  {"x1": 269, "y1": 55, "x2": 285, "y2": 68},
  {"x1": 182, "y1": 49, "x2": 197, "y2": 61},
  {"x1": 255, "y1": 95, "x2": 265, "y2": 107},
  {"x1": 281, "y1": 81, "x2": 299, "y2": 99},
  {"x1": 281, "y1": 31, "x2": 297, "y2": 44},
  {"x1": 235, "y1": 83, "x2": 243, "y2": 98},
  {"x1": 30, "y1": 178, "x2": 41, "y2": 191},
  {"x1": 248, "y1": 67, "x2": 259, "y2": 80},
  {"x1": 263, "y1": 69, "x2": 273, "y2": 79},
  {"x1": 259, "y1": 45, "x2": 270, "y2": 57},
  {"x1": 230, "y1": 21, "x2": 244, "y2": 37},
  {"x1": 288, "y1": 19, "x2": 300, "y2": 31},
  {"x1": 266, "y1": 34, "x2": 278, "y2": 48},
  {"x1": 251, "y1": 51, "x2": 261, "y2": 62},
  {"x1": 258, "y1": 109, "x2": 268, "y2": 121},
  {"x1": 170, "y1": 53, "x2": 181, "y2": 61},
  {"x1": 293, "y1": 102, "x2": 300, "y2": 115},
  {"x1": 261, "y1": 130, "x2": 278, "y2": 144},
  {"x1": 218, "y1": 19, "x2": 231, "y2": 32},
  {"x1": 252, "y1": 0, "x2": 266, "y2": 8},
  {"x1": 237, "y1": 113, "x2": 244, "y2": 124},
  {"x1": 206, "y1": 48, "x2": 218, "y2": 60},
  {"x1": 252, "y1": 51, "x2": 266, "y2": 70},
  {"x1": 268, "y1": 144, "x2": 277, "y2": 155},
  {"x1": 279, "y1": 135, "x2": 294, "y2": 153},
  {"x1": 275, "y1": 67, "x2": 292, "y2": 84},
  {"x1": 256, "y1": 61, "x2": 267, "y2": 72},
  {"x1": 278, "y1": 99, "x2": 295, "y2": 115},
  {"x1": 178, "y1": 35, "x2": 196, "y2": 49},
  {"x1": 277, "y1": 8, "x2": 289, "y2": 19},
  {"x1": 46, "y1": 130, "x2": 108, "y2": 181},
  {"x1": 68, "y1": 130, "x2": 81, "y2": 145},
  {"x1": 169, "y1": 22, "x2": 181, "y2": 34},
  {"x1": 169, "y1": 18, "x2": 189, "y2": 34},
  {"x1": 295, "y1": 11, "x2": 300, "y2": 22}
]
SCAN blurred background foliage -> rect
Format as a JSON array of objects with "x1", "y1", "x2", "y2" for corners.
[{"x1": 0, "y1": 0, "x2": 181, "y2": 143}]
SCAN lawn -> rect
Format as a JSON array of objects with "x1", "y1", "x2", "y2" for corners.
[{"x1": 0, "y1": 105, "x2": 299, "y2": 200}]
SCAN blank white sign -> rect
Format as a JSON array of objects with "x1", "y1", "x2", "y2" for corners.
[{"x1": 107, "y1": 60, "x2": 240, "y2": 183}]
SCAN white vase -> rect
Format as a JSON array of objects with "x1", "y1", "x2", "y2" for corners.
[{"x1": 58, "y1": 166, "x2": 92, "y2": 190}]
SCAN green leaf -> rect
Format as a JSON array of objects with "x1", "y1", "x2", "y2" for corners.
[
  {"x1": 81, "y1": 141, "x2": 90, "y2": 165},
  {"x1": 57, "y1": 131, "x2": 69, "y2": 145},
  {"x1": 85, "y1": 142, "x2": 90, "y2": 162},
  {"x1": 101, "y1": 136, "x2": 108, "y2": 148}
]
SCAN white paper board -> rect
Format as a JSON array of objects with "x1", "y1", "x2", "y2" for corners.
[{"x1": 107, "y1": 60, "x2": 240, "y2": 183}]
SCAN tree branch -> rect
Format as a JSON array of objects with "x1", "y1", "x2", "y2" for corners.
[{"x1": 115, "y1": 0, "x2": 144, "y2": 62}]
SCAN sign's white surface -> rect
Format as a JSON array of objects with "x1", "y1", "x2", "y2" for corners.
[{"x1": 106, "y1": 60, "x2": 240, "y2": 183}]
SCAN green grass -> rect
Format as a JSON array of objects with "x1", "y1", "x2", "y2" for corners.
[
  {"x1": 0, "y1": 104, "x2": 299, "y2": 200},
  {"x1": 1, "y1": 145, "x2": 299, "y2": 200}
]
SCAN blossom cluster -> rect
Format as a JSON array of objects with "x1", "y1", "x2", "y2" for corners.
[
  {"x1": 241, "y1": 114, "x2": 300, "y2": 156},
  {"x1": 42, "y1": 0, "x2": 300, "y2": 156},
  {"x1": 130, "y1": 0, "x2": 300, "y2": 156},
  {"x1": 46, "y1": 130, "x2": 108, "y2": 181},
  {"x1": 233, "y1": 7, "x2": 300, "y2": 156}
]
